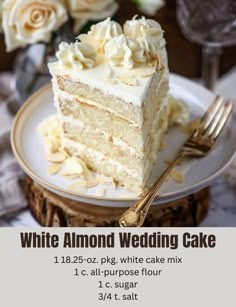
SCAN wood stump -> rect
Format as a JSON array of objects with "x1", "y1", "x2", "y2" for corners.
[{"x1": 26, "y1": 177, "x2": 210, "y2": 227}]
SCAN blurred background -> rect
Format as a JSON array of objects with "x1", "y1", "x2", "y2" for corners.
[{"x1": 1, "y1": 0, "x2": 236, "y2": 79}]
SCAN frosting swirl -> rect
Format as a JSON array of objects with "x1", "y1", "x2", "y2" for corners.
[
  {"x1": 138, "y1": 30, "x2": 165, "y2": 62},
  {"x1": 78, "y1": 17, "x2": 122, "y2": 52},
  {"x1": 124, "y1": 16, "x2": 163, "y2": 38},
  {"x1": 105, "y1": 34, "x2": 146, "y2": 69},
  {"x1": 56, "y1": 41, "x2": 96, "y2": 69}
]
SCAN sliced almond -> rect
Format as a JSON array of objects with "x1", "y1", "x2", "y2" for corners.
[
  {"x1": 170, "y1": 168, "x2": 185, "y2": 183},
  {"x1": 59, "y1": 148, "x2": 70, "y2": 158},
  {"x1": 61, "y1": 174, "x2": 79, "y2": 180},
  {"x1": 46, "y1": 152, "x2": 66, "y2": 163},
  {"x1": 64, "y1": 157, "x2": 84, "y2": 175},
  {"x1": 47, "y1": 164, "x2": 61, "y2": 175},
  {"x1": 95, "y1": 186, "x2": 106, "y2": 197},
  {"x1": 67, "y1": 180, "x2": 87, "y2": 193},
  {"x1": 135, "y1": 67, "x2": 156, "y2": 78},
  {"x1": 156, "y1": 54, "x2": 164, "y2": 70},
  {"x1": 117, "y1": 74, "x2": 138, "y2": 86},
  {"x1": 71, "y1": 156, "x2": 91, "y2": 178},
  {"x1": 86, "y1": 179, "x2": 99, "y2": 188}
]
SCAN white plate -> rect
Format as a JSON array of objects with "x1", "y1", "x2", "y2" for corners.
[{"x1": 11, "y1": 73, "x2": 236, "y2": 207}]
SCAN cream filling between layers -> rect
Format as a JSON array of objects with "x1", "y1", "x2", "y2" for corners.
[
  {"x1": 62, "y1": 114, "x2": 168, "y2": 182},
  {"x1": 59, "y1": 96, "x2": 169, "y2": 158},
  {"x1": 51, "y1": 68, "x2": 168, "y2": 128},
  {"x1": 62, "y1": 102, "x2": 169, "y2": 181}
]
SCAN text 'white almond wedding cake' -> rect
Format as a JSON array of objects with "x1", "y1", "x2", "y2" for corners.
[{"x1": 48, "y1": 16, "x2": 169, "y2": 195}]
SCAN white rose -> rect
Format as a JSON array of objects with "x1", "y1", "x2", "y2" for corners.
[
  {"x1": 137, "y1": 0, "x2": 166, "y2": 16},
  {"x1": 105, "y1": 34, "x2": 146, "y2": 69},
  {"x1": 56, "y1": 41, "x2": 96, "y2": 70},
  {"x1": 78, "y1": 17, "x2": 122, "y2": 52},
  {"x1": 2, "y1": 0, "x2": 68, "y2": 52},
  {"x1": 66, "y1": 0, "x2": 118, "y2": 32}
]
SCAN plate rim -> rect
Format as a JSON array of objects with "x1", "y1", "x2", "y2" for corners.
[{"x1": 11, "y1": 74, "x2": 236, "y2": 203}]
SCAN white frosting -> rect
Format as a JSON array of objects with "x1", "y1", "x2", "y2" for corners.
[
  {"x1": 124, "y1": 15, "x2": 163, "y2": 38},
  {"x1": 78, "y1": 17, "x2": 122, "y2": 52},
  {"x1": 56, "y1": 41, "x2": 96, "y2": 70},
  {"x1": 63, "y1": 138, "x2": 142, "y2": 178},
  {"x1": 49, "y1": 58, "x2": 168, "y2": 108},
  {"x1": 138, "y1": 30, "x2": 165, "y2": 62},
  {"x1": 105, "y1": 34, "x2": 146, "y2": 69},
  {"x1": 123, "y1": 16, "x2": 166, "y2": 63},
  {"x1": 49, "y1": 16, "x2": 168, "y2": 107},
  {"x1": 56, "y1": 82, "x2": 169, "y2": 154}
]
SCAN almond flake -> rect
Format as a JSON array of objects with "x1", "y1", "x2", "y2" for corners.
[
  {"x1": 67, "y1": 181, "x2": 87, "y2": 193},
  {"x1": 61, "y1": 174, "x2": 79, "y2": 180},
  {"x1": 64, "y1": 157, "x2": 83, "y2": 175},
  {"x1": 135, "y1": 67, "x2": 156, "y2": 78},
  {"x1": 170, "y1": 168, "x2": 185, "y2": 183},
  {"x1": 46, "y1": 152, "x2": 66, "y2": 163},
  {"x1": 47, "y1": 164, "x2": 61, "y2": 175},
  {"x1": 86, "y1": 179, "x2": 99, "y2": 188},
  {"x1": 72, "y1": 156, "x2": 91, "y2": 178},
  {"x1": 117, "y1": 74, "x2": 138, "y2": 86},
  {"x1": 59, "y1": 148, "x2": 70, "y2": 158}
]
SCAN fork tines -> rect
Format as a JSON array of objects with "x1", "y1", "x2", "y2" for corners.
[{"x1": 195, "y1": 95, "x2": 234, "y2": 141}]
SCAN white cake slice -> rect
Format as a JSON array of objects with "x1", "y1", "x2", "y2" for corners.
[{"x1": 48, "y1": 16, "x2": 169, "y2": 195}]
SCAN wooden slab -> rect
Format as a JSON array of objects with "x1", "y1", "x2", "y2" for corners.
[{"x1": 26, "y1": 176, "x2": 210, "y2": 227}]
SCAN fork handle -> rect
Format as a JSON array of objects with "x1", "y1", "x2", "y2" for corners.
[{"x1": 119, "y1": 153, "x2": 185, "y2": 227}]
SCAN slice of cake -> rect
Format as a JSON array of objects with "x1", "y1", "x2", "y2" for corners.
[{"x1": 48, "y1": 16, "x2": 169, "y2": 195}]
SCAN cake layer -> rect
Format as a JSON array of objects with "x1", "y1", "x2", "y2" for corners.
[
  {"x1": 48, "y1": 47, "x2": 168, "y2": 110},
  {"x1": 57, "y1": 84, "x2": 168, "y2": 153},
  {"x1": 53, "y1": 68, "x2": 168, "y2": 126},
  {"x1": 63, "y1": 107, "x2": 168, "y2": 194},
  {"x1": 61, "y1": 103, "x2": 169, "y2": 176}
]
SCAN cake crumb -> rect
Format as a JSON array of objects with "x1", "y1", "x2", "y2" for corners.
[
  {"x1": 170, "y1": 168, "x2": 185, "y2": 183},
  {"x1": 95, "y1": 186, "x2": 106, "y2": 197},
  {"x1": 169, "y1": 95, "x2": 189, "y2": 127}
]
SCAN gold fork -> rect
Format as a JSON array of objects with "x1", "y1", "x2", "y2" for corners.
[{"x1": 119, "y1": 96, "x2": 234, "y2": 227}]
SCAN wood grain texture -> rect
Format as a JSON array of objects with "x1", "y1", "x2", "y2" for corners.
[{"x1": 26, "y1": 177, "x2": 210, "y2": 227}]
